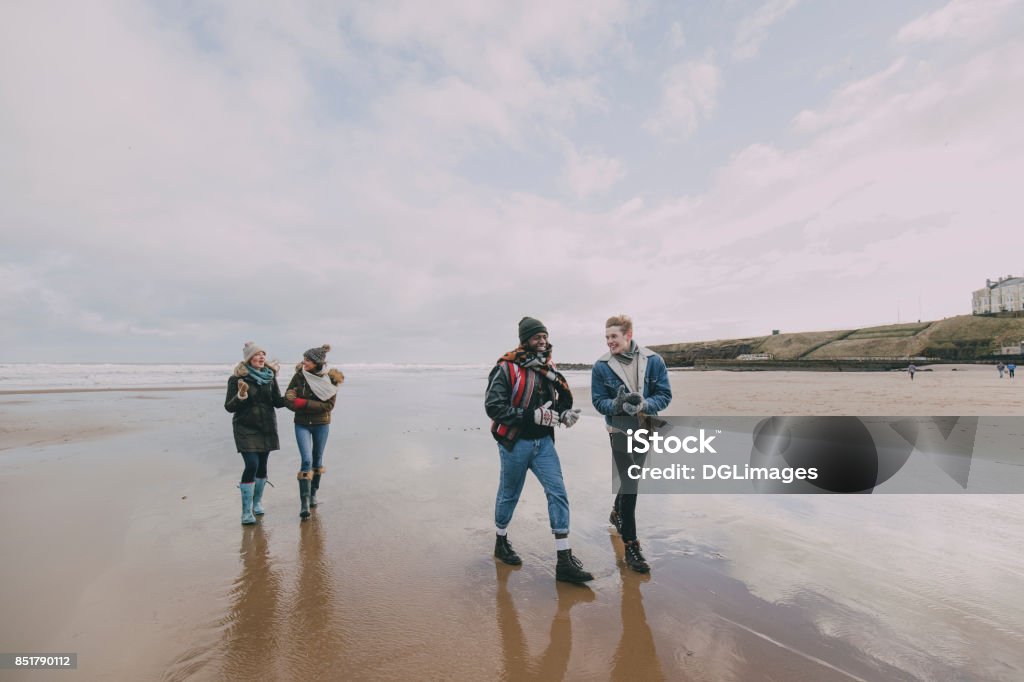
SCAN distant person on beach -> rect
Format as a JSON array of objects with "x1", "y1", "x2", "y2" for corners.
[
  {"x1": 997, "y1": 361, "x2": 1006, "y2": 378},
  {"x1": 1008, "y1": 362, "x2": 1016, "y2": 379},
  {"x1": 284, "y1": 344, "x2": 344, "y2": 520},
  {"x1": 225, "y1": 342, "x2": 286, "y2": 525},
  {"x1": 485, "y1": 316, "x2": 591, "y2": 583},
  {"x1": 592, "y1": 315, "x2": 672, "y2": 573},
  {"x1": 908, "y1": 364, "x2": 917, "y2": 381}
]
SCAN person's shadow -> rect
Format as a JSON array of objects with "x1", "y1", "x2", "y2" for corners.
[
  {"x1": 219, "y1": 524, "x2": 283, "y2": 679},
  {"x1": 608, "y1": 534, "x2": 665, "y2": 681},
  {"x1": 496, "y1": 564, "x2": 595, "y2": 680}
]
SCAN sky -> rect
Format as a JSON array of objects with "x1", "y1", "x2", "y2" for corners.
[{"x1": 2, "y1": 0, "x2": 1024, "y2": 364}]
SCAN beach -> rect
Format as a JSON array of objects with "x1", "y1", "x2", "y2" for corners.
[{"x1": 1, "y1": 364, "x2": 1023, "y2": 680}]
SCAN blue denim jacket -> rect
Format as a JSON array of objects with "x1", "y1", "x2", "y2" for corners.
[{"x1": 591, "y1": 347, "x2": 672, "y2": 426}]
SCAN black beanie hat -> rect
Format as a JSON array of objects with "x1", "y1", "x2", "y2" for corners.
[{"x1": 518, "y1": 317, "x2": 548, "y2": 344}]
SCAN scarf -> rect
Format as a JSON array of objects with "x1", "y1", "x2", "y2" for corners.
[
  {"x1": 245, "y1": 364, "x2": 275, "y2": 386},
  {"x1": 497, "y1": 344, "x2": 572, "y2": 397},
  {"x1": 614, "y1": 340, "x2": 639, "y2": 364},
  {"x1": 613, "y1": 340, "x2": 641, "y2": 393},
  {"x1": 490, "y1": 344, "x2": 573, "y2": 444},
  {"x1": 302, "y1": 365, "x2": 339, "y2": 401}
]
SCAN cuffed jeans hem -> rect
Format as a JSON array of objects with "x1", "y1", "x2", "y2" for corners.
[
  {"x1": 550, "y1": 528, "x2": 570, "y2": 535},
  {"x1": 494, "y1": 435, "x2": 571, "y2": 535}
]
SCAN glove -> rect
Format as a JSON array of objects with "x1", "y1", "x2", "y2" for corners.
[
  {"x1": 533, "y1": 401, "x2": 559, "y2": 427},
  {"x1": 293, "y1": 397, "x2": 308, "y2": 409},
  {"x1": 611, "y1": 386, "x2": 630, "y2": 415},
  {"x1": 625, "y1": 392, "x2": 644, "y2": 407},
  {"x1": 237, "y1": 380, "x2": 249, "y2": 399},
  {"x1": 560, "y1": 408, "x2": 582, "y2": 428},
  {"x1": 622, "y1": 401, "x2": 641, "y2": 416}
]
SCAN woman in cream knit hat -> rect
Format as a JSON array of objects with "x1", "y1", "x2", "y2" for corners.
[{"x1": 224, "y1": 341, "x2": 286, "y2": 525}]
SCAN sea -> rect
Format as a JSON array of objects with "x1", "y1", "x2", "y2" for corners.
[{"x1": 0, "y1": 363, "x2": 592, "y2": 393}]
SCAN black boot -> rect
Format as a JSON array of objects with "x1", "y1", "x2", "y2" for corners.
[
  {"x1": 298, "y1": 472, "x2": 311, "y2": 520},
  {"x1": 623, "y1": 540, "x2": 650, "y2": 573},
  {"x1": 556, "y1": 549, "x2": 594, "y2": 583},
  {"x1": 609, "y1": 508, "x2": 623, "y2": 535},
  {"x1": 311, "y1": 467, "x2": 324, "y2": 508},
  {"x1": 494, "y1": 534, "x2": 522, "y2": 566}
]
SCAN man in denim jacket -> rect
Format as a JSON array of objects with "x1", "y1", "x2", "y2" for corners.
[{"x1": 591, "y1": 315, "x2": 672, "y2": 572}]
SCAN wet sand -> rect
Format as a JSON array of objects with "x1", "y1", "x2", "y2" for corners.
[{"x1": 1, "y1": 366, "x2": 1023, "y2": 680}]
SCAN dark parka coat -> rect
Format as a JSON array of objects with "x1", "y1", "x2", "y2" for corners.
[
  {"x1": 224, "y1": 361, "x2": 286, "y2": 453},
  {"x1": 285, "y1": 365, "x2": 345, "y2": 426}
]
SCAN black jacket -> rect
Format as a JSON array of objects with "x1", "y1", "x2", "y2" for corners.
[
  {"x1": 485, "y1": 362, "x2": 572, "y2": 446},
  {"x1": 224, "y1": 362, "x2": 285, "y2": 453}
]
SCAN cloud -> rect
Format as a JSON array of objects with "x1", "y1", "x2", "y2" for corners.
[
  {"x1": 562, "y1": 148, "x2": 625, "y2": 198},
  {"x1": 668, "y1": 21, "x2": 685, "y2": 50},
  {"x1": 628, "y1": 33, "x2": 1024, "y2": 332},
  {"x1": 896, "y1": 0, "x2": 1019, "y2": 44},
  {"x1": 733, "y1": 0, "x2": 800, "y2": 61},
  {"x1": 792, "y1": 58, "x2": 908, "y2": 133},
  {"x1": 2, "y1": 2, "x2": 1024, "y2": 362},
  {"x1": 644, "y1": 55, "x2": 720, "y2": 142}
]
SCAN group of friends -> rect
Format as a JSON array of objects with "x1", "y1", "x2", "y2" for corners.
[
  {"x1": 224, "y1": 342, "x2": 343, "y2": 524},
  {"x1": 224, "y1": 314, "x2": 671, "y2": 583},
  {"x1": 485, "y1": 315, "x2": 671, "y2": 583}
]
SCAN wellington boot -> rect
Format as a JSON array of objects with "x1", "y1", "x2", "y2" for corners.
[
  {"x1": 298, "y1": 472, "x2": 312, "y2": 520},
  {"x1": 311, "y1": 467, "x2": 325, "y2": 508},
  {"x1": 253, "y1": 478, "x2": 267, "y2": 516},
  {"x1": 239, "y1": 483, "x2": 257, "y2": 525}
]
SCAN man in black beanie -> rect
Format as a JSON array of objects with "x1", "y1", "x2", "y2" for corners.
[{"x1": 485, "y1": 316, "x2": 591, "y2": 583}]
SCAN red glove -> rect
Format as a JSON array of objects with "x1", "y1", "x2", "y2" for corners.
[{"x1": 293, "y1": 397, "x2": 308, "y2": 409}]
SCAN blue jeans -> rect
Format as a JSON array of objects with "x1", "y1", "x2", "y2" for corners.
[
  {"x1": 295, "y1": 424, "x2": 330, "y2": 472},
  {"x1": 495, "y1": 436, "x2": 570, "y2": 535}
]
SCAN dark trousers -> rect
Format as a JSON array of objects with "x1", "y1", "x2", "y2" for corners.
[
  {"x1": 240, "y1": 451, "x2": 270, "y2": 483},
  {"x1": 610, "y1": 433, "x2": 646, "y2": 542}
]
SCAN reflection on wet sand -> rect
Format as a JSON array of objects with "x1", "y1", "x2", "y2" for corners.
[
  {"x1": 220, "y1": 524, "x2": 283, "y2": 680},
  {"x1": 284, "y1": 515, "x2": 350, "y2": 678},
  {"x1": 7, "y1": 376, "x2": 1021, "y2": 679},
  {"x1": 608, "y1": 534, "x2": 665, "y2": 682},
  {"x1": 215, "y1": 517, "x2": 348, "y2": 680},
  {"x1": 496, "y1": 564, "x2": 594, "y2": 680}
]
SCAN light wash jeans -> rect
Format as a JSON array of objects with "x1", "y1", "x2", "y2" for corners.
[
  {"x1": 495, "y1": 436, "x2": 570, "y2": 534},
  {"x1": 295, "y1": 423, "x2": 330, "y2": 472}
]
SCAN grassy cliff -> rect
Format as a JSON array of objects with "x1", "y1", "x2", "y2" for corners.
[{"x1": 649, "y1": 315, "x2": 1024, "y2": 366}]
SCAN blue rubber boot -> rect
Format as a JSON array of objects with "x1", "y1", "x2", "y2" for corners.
[
  {"x1": 253, "y1": 478, "x2": 267, "y2": 516},
  {"x1": 239, "y1": 482, "x2": 257, "y2": 525}
]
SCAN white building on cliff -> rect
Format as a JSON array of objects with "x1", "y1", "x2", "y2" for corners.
[{"x1": 973, "y1": 276, "x2": 1024, "y2": 314}]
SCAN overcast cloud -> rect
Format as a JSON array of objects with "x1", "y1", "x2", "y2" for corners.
[{"x1": 2, "y1": 0, "x2": 1023, "y2": 363}]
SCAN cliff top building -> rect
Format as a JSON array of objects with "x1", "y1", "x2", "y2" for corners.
[{"x1": 973, "y1": 276, "x2": 1024, "y2": 314}]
